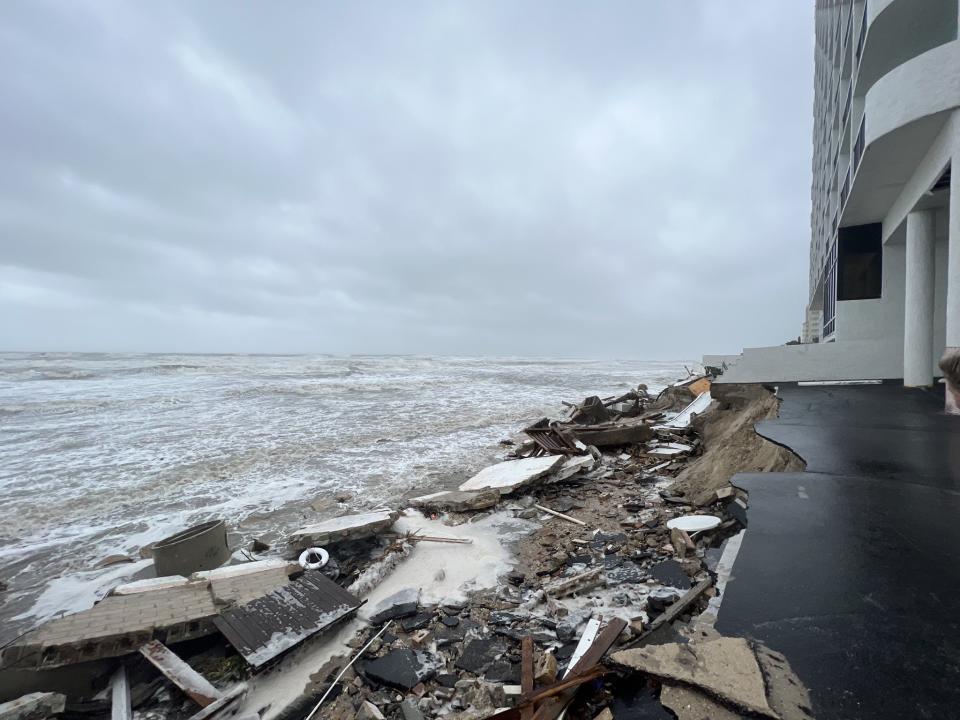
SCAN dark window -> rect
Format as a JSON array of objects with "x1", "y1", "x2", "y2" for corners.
[
  {"x1": 823, "y1": 241, "x2": 837, "y2": 336},
  {"x1": 837, "y1": 223, "x2": 882, "y2": 300}
]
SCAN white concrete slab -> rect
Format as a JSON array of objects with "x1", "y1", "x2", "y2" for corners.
[
  {"x1": 657, "y1": 391, "x2": 713, "y2": 429},
  {"x1": 644, "y1": 442, "x2": 693, "y2": 458},
  {"x1": 554, "y1": 454, "x2": 595, "y2": 481},
  {"x1": 458, "y1": 455, "x2": 565, "y2": 493},
  {"x1": 112, "y1": 576, "x2": 190, "y2": 595},
  {"x1": 193, "y1": 559, "x2": 297, "y2": 581},
  {"x1": 289, "y1": 510, "x2": 399, "y2": 547}
]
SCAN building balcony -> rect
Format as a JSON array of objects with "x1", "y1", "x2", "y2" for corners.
[
  {"x1": 840, "y1": 37, "x2": 960, "y2": 229},
  {"x1": 856, "y1": 0, "x2": 957, "y2": 98}
]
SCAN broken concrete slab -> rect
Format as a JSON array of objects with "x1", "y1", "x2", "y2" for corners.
[
  {"x1": 2, "y1": 555, "x2": 305, "y2": 670},
  {"x1": 644, "y1": 442, "x2": 694, "y2": 458},
  {"x1": 553, "y1": 454, "x2": 596, "y2": 481},
  {"x1": 367, "y1": 588, "x2": 420, "y2": 624},
  {"x1": 408, "y1": 489, "x2": 500, "y2": 513},
  {"x1": 611, "y1": 638, "x2": 778, "y2": 719},
  {"x1": 112, "y1": 575, "x2": 191, "y2": 595},
  {"x1": 2, "y1": 582, "x2": 220, "y2": 669},
  {"x1": 660, "y1": 683, "x2": 744, "y2": 720},
  {"x1": 0, "y1": 693, "x2": 66, "y2": 720},
  {"x1": 289, "y1": 510, "x2": 399, "y2": 548},
  {"x1": 361, "y1": 649, "x2": 437, "y2": 691},
  {"x1": 458, "y1": 456, "x2": 565, "y2": 494},
  {"x1": 199, "y1": 559, "x2": 297, "y2": 606}
]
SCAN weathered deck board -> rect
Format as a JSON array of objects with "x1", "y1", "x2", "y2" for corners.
[{"x1": 214, "y1": 571, "x2": 361, "y2": 667}]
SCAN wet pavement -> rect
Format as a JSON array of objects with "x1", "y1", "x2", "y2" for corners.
[{"x1": 717, "y1": 383, "x2": 960, "y2": 720}]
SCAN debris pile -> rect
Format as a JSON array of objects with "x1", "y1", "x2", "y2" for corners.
[{"x1": 0, "y1": 375, "x2": 808, "y2": 719}]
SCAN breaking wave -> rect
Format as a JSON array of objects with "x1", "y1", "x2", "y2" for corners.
[{"x1": 0, "y1": 352, "x2": 687, "y2": 639}]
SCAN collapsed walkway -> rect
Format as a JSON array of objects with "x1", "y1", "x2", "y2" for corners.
[{"x1": 717, "y1": 383, "x2": 960, "y2": 719}]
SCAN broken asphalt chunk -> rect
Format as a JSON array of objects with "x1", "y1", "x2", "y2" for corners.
[
  {"x1": 361, "y1": 649, "x2": 437, "y2": 691},
  {"x1": 367, "y1": 588, "x2": 420, "y2": 624},
  {"x1": 611, "y1": 637, "x2": 779, "y2": 719}
]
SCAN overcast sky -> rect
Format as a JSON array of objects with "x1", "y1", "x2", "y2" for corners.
[{"x1": 1, "y1": 1, "x2": 814, "y2": 358}]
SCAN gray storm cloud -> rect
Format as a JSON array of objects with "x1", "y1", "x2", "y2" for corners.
[{"x1": 0, "y1": 1, "x2": 814, "y2": 357}]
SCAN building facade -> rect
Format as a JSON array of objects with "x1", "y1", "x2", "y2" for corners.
[{"x1": 718, "y1": 0, "x2": 960, "y2": 400}]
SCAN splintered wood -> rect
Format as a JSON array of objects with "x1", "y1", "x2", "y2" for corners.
[
  {"x1": 139, "y1": 640, "x2": 221, "y2": 707},
  {"x1": 483, "y1": 618, "x2": 628, "y2": 720}
]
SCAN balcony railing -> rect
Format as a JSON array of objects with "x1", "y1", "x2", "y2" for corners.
[
  {"x1": 840, "y1": 168, "x2": 851, "y2": 209},
  {"x1": 845, "y1": 4, "x2": 854, "y2": 52},
  {"x1": 823, "y1": 242, "x2": 838, "y2": 338},
  {"x1": 856, "y1": 1, "x2": 868, "y2": 64},
  {"x1": 842, "y1": 83, "x2": 852, "y2": 127},
  {"x1": 853, "y1": 117, "x2": 866, "y2": 173}
]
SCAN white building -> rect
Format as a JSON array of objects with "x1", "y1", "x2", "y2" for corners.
[{"x1": 717, "y1": 0, "x2": 960, "y2": 391}]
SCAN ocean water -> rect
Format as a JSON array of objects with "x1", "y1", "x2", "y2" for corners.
[{"x1": 0, "y1": 353, "x2": 687, "y2": 640}]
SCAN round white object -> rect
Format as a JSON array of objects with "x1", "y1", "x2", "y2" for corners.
[
  {"x1": 666, "y1": 515, "x2": 722, "y2": 533},
  {"x1": 299, "y1": 547, "x2": 329, "y2": 570}
]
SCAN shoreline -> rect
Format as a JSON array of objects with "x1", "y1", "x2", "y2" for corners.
[{"x1": 1, "y1": 371, "x2": 807, "y2": 719}]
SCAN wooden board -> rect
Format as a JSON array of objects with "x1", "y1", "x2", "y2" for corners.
[
  {"x1": 110, "y1": 666, "x2": 131, "y2": 720},
  {"x1": 521, "y1": 636, "x2": 534, "y2": 720},
  {"x1": 140, "y1": 640, "x2": 221, "y2": 707}
]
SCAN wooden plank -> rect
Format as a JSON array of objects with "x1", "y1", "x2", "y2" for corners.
[
  {"x1": 563, "y1": 618, "x2": 600, "y2": 677},
  {"x1": 516, "y1": 618, "x2": 627, "y2": 720},
  {"x1": 110, "y1": 665, "x2": 132, "y2": 720},
  {"x1": 187, "y1": 683, "x2": 247, "y2": 720},
  {"x1": 567, "y1": 617, "x2": 626, "y2": 676},
  {"x1": 520, "y1": 636, "x2": 534, "y2": 720},
  {"x1": 627, "y1": 577, "x2": 712, "y2": 648},
  {"x1": 483, "y1": 668, "x2": 607, "y2": 720},
  {"x1": 140, "y1": 640, "x2": 222, "y2": 708},
  {"x1": 534, "y1": 505, "x2": 587, "y2": 526}
]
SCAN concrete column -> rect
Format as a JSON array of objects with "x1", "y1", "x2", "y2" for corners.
[
  {"x1": 904, "y1": 210, "x2": 936, "y2": 386},
  {"x1": 948, "y1": 159, "x2": 960, "y2": 352},
  {"x1": 946, "y1": 159, "x2": 960, "y2": 412}
]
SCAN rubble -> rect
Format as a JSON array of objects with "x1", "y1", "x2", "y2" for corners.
[
  {"x1": 669, "y1": 383, "x2": 805, "y2": 506},
  {"x1": 5, "y1": 368, "x2": 802, "y2": 720}
]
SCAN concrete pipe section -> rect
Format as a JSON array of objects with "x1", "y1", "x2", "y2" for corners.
[{"x1": 152, "y1": 520, "x2": 230, "y2": 578}]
